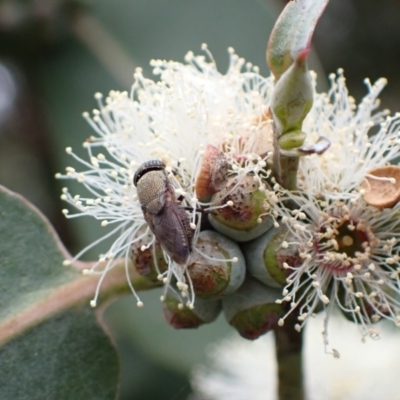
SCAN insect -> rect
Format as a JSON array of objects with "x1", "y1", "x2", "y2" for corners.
[{"x1": 133, "y1": 160, "x2": 194, "y2": 264}]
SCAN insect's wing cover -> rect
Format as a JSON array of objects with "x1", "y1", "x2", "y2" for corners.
[{"x1": 152, "y1": 201, "x2": 192, "y2": 265}]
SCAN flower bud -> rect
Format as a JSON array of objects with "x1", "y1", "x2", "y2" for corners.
[
  {"x1": 187, "y1": 230, "x2": 246, "y2": 299},
  {"x1": 131, "y1": 235, "x2": 167, "y2": 282},
  {"x1": 208, "y1": 175, "x2": 274, "y2": 242},
  {"x1": 243, "y1": 227, "x2": 300, "y2": 288},
  {"x1": 163, "y1": 290, "x2": 221, "y2": 329},
  {"x1": 271, "y1": 50, "x2": 313, "y2": 141},
  {"x1": 222, "y1": 277, "x2": 284, "y2": 340}
]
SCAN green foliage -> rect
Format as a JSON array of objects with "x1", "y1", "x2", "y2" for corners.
[
  {"x1": 0, "y1": 186, "x2": 121, "y2": 398},
  {"x1": 0, "y1": 186, "x2": 77, "y2": 322},
  {"x1": 267, "y1": 0, "x2": 329, "y2": 80},
  {"x1": 0, "y1": 307, "x2": 119, "y2": 400}
]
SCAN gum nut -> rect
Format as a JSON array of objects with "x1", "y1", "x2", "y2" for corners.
[
  {"x1": 243, "y1": 227, "x2": 299, "y2": 288},
  {"x1": 222, "y1": 277, "x2": 284, "y2": 340},
  {"x1": 187, "y1": 230, "x2": 246, "y2": 299},
  {"x1": 131, "y1": 239, "x2": 167, "y2": 282},
  {"x1": 208, "y1": 175, "x2": 274, "y2": 242},
  {"x1": 163, "y1": 291, "x2": 221, "y2": 329}
]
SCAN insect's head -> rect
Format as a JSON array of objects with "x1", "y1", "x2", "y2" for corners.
[{"x1": 133, "y1": 160, "x2": 166, "y2": 187}]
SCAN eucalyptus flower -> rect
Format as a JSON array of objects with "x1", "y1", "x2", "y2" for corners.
[
  {"x1": 56, "y1": 46, "x2": 274, "y2": 308},
  {"x1": 300, "y1": 70, "x2": 398, "y2": 195},
  {"x1": 275, "y1": 189, "x2": 400, "y2": 351},
  {"x1": 271, "y1": 73, "x2": 400, "y2": 356}
]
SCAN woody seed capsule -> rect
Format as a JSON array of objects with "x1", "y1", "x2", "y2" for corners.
[
  {"x1": 208, "y1": 174, "x2": 274, "y2": 242},
  {"x1": 186, "y1": 230, "x2": 246, "y2": 299},
  {"x1": 222, "y1": 277, "x2": 284, "y2": 340},
  {"x1": 163, "y1": 290, "x2": 222, "y2": 329},
  {"x1": 243, "y1": 227, "x2": 300, "y2": 288}
]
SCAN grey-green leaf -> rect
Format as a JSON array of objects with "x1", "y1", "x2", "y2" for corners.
[
  {"x1": 0, "y1": 306, "x2": 119, "y2": 400},
  {"x1": 267, "y1": 0, "x2": 329, "y2": 80},
  {"x1": 0, "y1": 186, "x2": 121, "y2": 398},
  {"x1": 0, "y1": 186, "x2": 77, "y2": 325}
]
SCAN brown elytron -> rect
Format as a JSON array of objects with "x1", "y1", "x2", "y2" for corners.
[{"x1": 134, "y1": 160, "x2": 193, "y2": 264}]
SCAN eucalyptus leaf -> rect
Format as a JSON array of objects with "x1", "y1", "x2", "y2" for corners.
[
  {"x1": 0, "y1": 307, "x2": 119, "y2": 400},
  {"x1": 267, "y1": 0, "x2": 329, "y2": 80},
  {"x1": 0, "y1": 185, "x2": 148, "y2": 399},
  {"x1": 0, "y1": 185, "x2": 151, "y2": 343},
  {"x1": 0, "y1": 185, "x2": 77, "y2": 327}
]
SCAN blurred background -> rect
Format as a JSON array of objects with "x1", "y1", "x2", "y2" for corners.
[{"x1": 1, "y1": 0, "x2": 400, "y2": 398}]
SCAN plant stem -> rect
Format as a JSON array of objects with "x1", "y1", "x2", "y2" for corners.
[
  {"x1": 274, "y1": 321, "x2": 304, "y2": 400},
  {"x1": 279, "y1": 153, "x2": 300, "y2": 191},
  {"x1": 272, "y1": 122, "x2": 300, "y2": 191}
]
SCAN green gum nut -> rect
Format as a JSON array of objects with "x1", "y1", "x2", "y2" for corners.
[
  {"x1": 271, "y1": 51, "x2": 313, "y2": 136},
  {"x1": 187, "y1": 230, "x2": 246, "y2": 299},
  {"x1": 208, "y1": 175, "x2": 274, "y2": 242},
  {"x1": 222, "y1": 277, "x2": 284, "y2": 340},
  {"x1": 163, "y1": 290, "x2": 221, "y2": 329},
  {"x1": 242, "y1": 227, "x2": 299, "y2": 288},
  {"x1": 131, "y1": 235, "x2": 167, "y2": 282}
]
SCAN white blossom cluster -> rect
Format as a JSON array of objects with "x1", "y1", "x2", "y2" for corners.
[
  {"x1": 58, "y1": 45, "x2": 400, "y2": 353},
  {"x1": 273, "y1": 72, "x2": 400, "y2": 354},
  {"x1": 57, "y1": 46, "x2": 274, "y2": 307}
]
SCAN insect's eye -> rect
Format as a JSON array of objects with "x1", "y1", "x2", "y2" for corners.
[{"x1": 133, "y1": 160, "x2": 166, "y2": 186}]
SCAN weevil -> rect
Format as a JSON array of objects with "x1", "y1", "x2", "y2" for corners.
[{"x1": 133, "y1": 160, "x2": 193, "y2": 264}]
